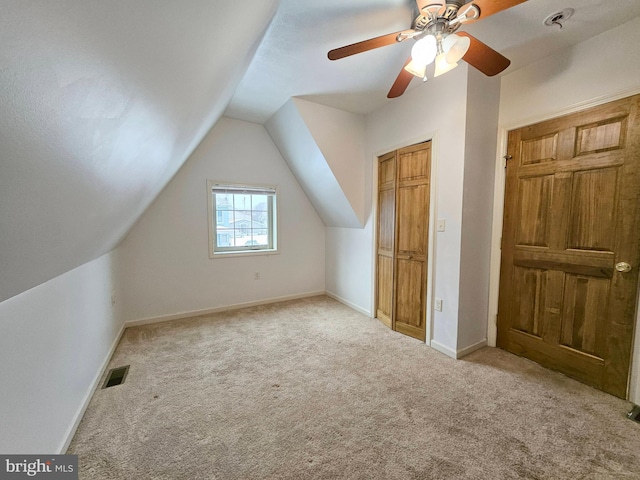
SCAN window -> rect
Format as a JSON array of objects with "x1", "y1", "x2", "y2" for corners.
[{"x1": 207, "y1": 181, "x2": 277, "y2": 256}]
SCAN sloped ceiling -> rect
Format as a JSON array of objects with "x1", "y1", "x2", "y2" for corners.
[
  {"x1": 265, "y1": 99, "x2": 364, "y2": 228},
  {"x1": 0, "y1": 0, "x2": 279, "y2": 303},
  {"x1": 292, "y1": 99, "x2": 366, "y2": 226},
  {"x1": 225, "y1": 0, "x2": 413, "y2": 123}
]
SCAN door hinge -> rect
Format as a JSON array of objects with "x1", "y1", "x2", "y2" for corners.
[{"x1": 503, "y1": 154, "x2": 512, "y2": 169}]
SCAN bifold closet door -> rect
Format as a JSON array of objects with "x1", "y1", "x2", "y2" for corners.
[{"x1": 376, "y1": 142, "x2": 431, "y2": 342}]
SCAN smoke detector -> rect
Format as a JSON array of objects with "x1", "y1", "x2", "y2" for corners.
[{"x1": 543, "y1": 8, "x2": 574, "y2": 29}]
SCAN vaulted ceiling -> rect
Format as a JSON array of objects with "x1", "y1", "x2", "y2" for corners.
[
  {"x1": 2, "y1": 0, "x2": 639, "y2": 303},
  {"x1": 0, "y1": 0, "x2": 278, "y2": 302}
]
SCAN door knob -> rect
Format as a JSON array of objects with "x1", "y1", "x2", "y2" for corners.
[{"x1": 615, "y1": 262, "x2": 632, "y2": 273}]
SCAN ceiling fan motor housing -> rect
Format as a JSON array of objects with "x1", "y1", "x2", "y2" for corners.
[{"x1": 413, "y1": 5, "x2": 463, "y2": 40}]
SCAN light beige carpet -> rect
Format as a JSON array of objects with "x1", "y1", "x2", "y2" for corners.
[{"x1": 69, "y1": 295, "x2": 640, "y2": 479}]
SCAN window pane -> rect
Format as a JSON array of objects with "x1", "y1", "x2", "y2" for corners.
[
  {"x1": 215, "y1": 194, "x2": 233, "y2": 211},
  {"x1": 251, "y1": 229, "x2": 269, "y2": 246},
  {"x1": 216, "y1": 210, "x2": 231, "y2": 227},
  {"x1": 229, "y1": 228, "x2": 239, "y2": 247},
  {"x1": 234, "y1": 194, "x2": 251, "y2": 210},
  {"x1": 252, "y1": 195, "x2": 268, "y2": 211},
  {"x1": 210, "y1": 183, "x2": 276, "y2": 254},
  {"x1": 251, "y1": 215, "x2": 267, "y2": 228},
  {"x1": 234, "y1": 210, "x2": 252, "y2": 222},
  {"x1": 233, "y1": 211, "x2": 251, "y2": 235},
  {"x1": 216, "y1": 231, "x2": 231, "y2": 247}
]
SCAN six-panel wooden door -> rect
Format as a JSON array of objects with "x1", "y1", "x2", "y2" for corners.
[
  {"x1": 376, "y1": 142, "x2": 431, "y2": 342},
  {"x1": 498, "y1": 95, "x2": 640, "y2": 398}
]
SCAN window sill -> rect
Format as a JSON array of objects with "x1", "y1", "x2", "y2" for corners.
[{"x1": 210, "y1": 249, "x2": 279, "y2": 259}]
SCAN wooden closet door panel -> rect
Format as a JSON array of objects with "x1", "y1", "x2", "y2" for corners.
[
  {"x1": 376, "y1": 152, "x2": 396, "y2": 328},
  {"x1": 376, "y1": 254, "x2": 394, "y2": 328},
  {"x1": 396, "y1": 184, "x2": 428, "y2": 255},
  {"x1": 394, "y1": 143, "x2": 430, "y2": 341},
  {"x1": 398, "y1": 142, "x2": 431, "y2": 183},
  {"x1": 395, "y1": 257, "x2": 426, "y2": 340},
  {"x1": 378, "y1": 188, "x2": 396, "y2": 252}
]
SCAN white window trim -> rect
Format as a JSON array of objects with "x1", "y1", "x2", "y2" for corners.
[{"x1": 207, "y1": 180, "x2": 279, "y2": 258}]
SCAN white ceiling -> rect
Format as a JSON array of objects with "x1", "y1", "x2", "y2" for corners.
[
  {"x1": 0, "y1": 0, "x2": 278, "y2": 302},
  {"x1": 226, "y1": 0, "x2": 640, "y2": 124},
  {"x1": 2, "y1": 0, "x2": 639, "y2": 303}
]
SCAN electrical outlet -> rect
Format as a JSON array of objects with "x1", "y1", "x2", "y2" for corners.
[
  {"x1": 254, "y1": 272, "x2": 260, "y2": 280},
  {"x1": 437, "y1": 219, "x2": 446, "y2": 232},
  {"x1": 435, "y1": 298, "x2": 443, "y2": 312}
]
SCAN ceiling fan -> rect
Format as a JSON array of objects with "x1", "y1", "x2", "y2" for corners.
[{"x1": 328, "y1": 0, "x2": 527, "y2": 98}]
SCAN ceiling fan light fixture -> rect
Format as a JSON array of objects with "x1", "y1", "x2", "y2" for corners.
[
  {"x1": 404, "y1": 59, "x2": 427, "y2": 79},
  {"x1": 410, "y1": 35, "x2": 437, "y2": 66},
  {"x1": 328, "y1": 0, "x2": 519, "y2": 98},
  {"x1": 442, "y1": 34, "x2": 471, "y2": 64},
  {"x1": 434, "y1": 52, "x2": 458, "y2": 77}
]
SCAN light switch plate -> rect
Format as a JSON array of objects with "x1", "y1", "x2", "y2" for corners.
[
  {"x1": 437, "y1": 219, "x2": 445, "y2": 232},
  {"x1": 435, "y1": 298, "x2": 443, "y2": 312}
]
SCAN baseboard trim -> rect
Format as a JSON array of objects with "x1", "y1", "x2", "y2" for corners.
[
  {"x1": 429, "y1": 339, "x2": 488, "y2": 359},
  {"x1": 124, "y1": 291, "x2": 327, "y2": 327},
  {"x1": 58, "y1": 322, "x2": 126, "y2": 454},
  {"x1": 325, "y1": 291, "x2": 372, "y2": 317},
  {"x1": 59, "y1": 290, "x2": 362, "y2": 451},
  {"x1": 457, "y1": 339, "x2": 487, "y2": 358},
  {"x1": 430, "y1": 340, "x2": 457, "y2": 359}
]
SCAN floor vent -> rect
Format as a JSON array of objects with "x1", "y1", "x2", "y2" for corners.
[
  {"x1": 102, "y1": 365, "x2": 130, "y2": 389},
  {"x1": 627, "y1": 405, "x2": 640, "y2": 423}
]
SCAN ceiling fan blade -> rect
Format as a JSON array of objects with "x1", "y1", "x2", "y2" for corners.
[
  {"x1": 388, "y1": 58, "x2": 414, "y2": 98},
  {"x1": 328, "y1": 32, "x2": 402, "y2": 60},
  {"x1": 461, "y1": 0, "x2": 527, "y2": 23},
  {"x1": 457, "y1": 32, "x2": 511, "y2": 76}
]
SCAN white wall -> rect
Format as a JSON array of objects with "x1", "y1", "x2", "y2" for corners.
[
  {"x1": 292, "y1": 98, "x2": 367, "y2": 225},
  {"x1": 325, "y1": 224, "x2": 375, "y2": 316},
  {"x1": 494, "y1": 18, "x2": 640, "y2": 402},
  {"x1": 326, "y1": 64, "x2": 471, "y2": 354},
  {"x1": 499, "y1": 18, "x2": 640, "y2": 127},
  {"x1": 265, "y1": 99, "x2": 362, "y2": 228},
  {"x1": 0, "y1": 1, "x2": 279, "y2": 304},
  {"x1": 0, "y1": 251, "x2": 124, "y2": 453},
  {"x1": 367, "y1": 66, "x2": 471, "y2": 353},
  {"x1": 457, "y1": 68, "x2": 501, "y2": 350},
  {"x1": 118, "y1": 117, "x2": 326, "y2": 323}
]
